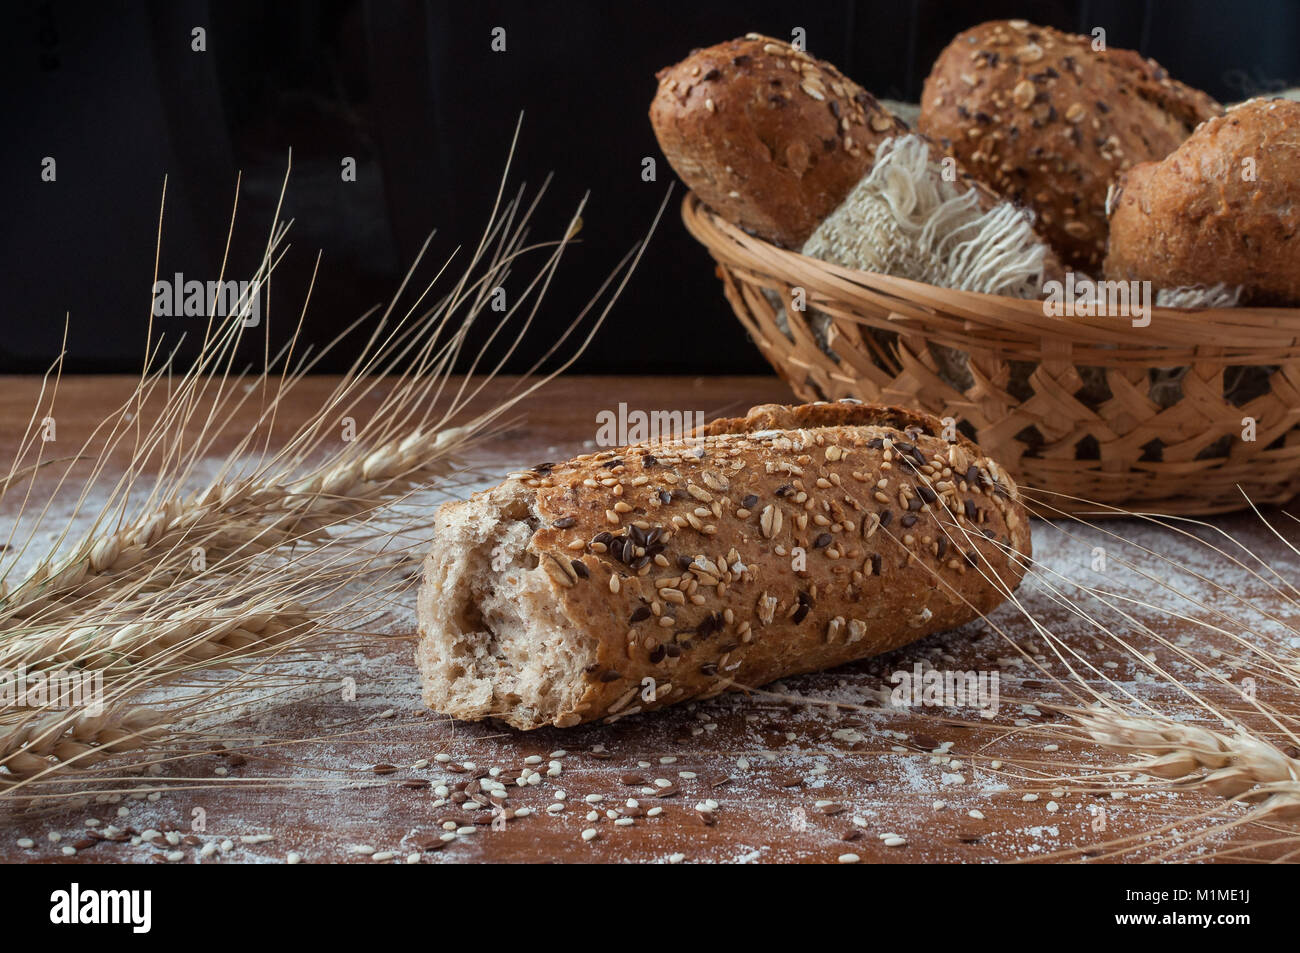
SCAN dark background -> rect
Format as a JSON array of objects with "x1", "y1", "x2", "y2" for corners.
[{"x1": 4, "y1": 0, "x2": 1298, "y2": 375}]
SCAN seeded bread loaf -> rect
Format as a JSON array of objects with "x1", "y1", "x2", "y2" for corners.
[
  {"x1": 416, "y1": 401, "x2": 1032, "y2": 730},
  {"x1": 1105, "y1": 98, "x2": 1300, "y2": 305},
  {"x1": 918, "y1": 19, "x2": 1222, "y2": 271},
  {"x1": 649, "y1": 34, "x2": 909, "y2": 248}
]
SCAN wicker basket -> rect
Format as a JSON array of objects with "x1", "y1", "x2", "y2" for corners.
[{"x1": 682, "y1": 192, "x2": 1300, "y2": 516}]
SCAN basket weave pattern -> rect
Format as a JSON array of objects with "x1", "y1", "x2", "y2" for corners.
[{"x1": 683, "y1": 193, "x2": 1300, "y2": 515}]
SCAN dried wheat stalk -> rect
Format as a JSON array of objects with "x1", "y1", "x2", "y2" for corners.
[
  {"x1": 1, "y1": 603, "x2": 311, "y2": 674},
  {"x1": 1077, "y1": 708, "x2": 1300, "y2": 820},
  {"x1": 0, "y1": 707, "x2": 169, "y2": 785}
]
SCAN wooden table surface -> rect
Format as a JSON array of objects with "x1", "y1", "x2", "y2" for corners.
[{"x1": 1, "y1": 375, "x2": 1297, "y2": 864}]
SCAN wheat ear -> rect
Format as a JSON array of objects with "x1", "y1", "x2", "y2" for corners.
[
  {"x1": 0, "y1": 707, "x2": 169, "y2": 784},
  {"x1": 1076, "y1": 708, "x2": 1300, "y2": 820},
  {"x1": 1, "y1": 603, "x2": 312, "y2": 674}
]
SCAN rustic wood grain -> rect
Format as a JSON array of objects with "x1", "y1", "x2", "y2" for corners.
[{"x1": 1, "y1": 375, "x2": 1296, "y2": 864}]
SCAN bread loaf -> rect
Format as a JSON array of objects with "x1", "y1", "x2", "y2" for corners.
[
  {"x1": 649, "y1": 34, "x2": 908, "y2": 248},
  {"x1": 1105, "y1": 98, "x2": 1300, "y2": 306},
  {"x1": 918, "y1": 19, "x2": 1222, "y2": 272},
  {"x1": 416, "y1": 402, "x2": 1032, "y2": 729}
]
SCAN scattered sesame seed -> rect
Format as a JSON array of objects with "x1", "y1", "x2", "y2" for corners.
[
  {"x1": 838, "y1": 853, "x2": 860, "y2": 863},
  {"x1": 581, "y1": 828, "x2": 598, "y2": 842}
]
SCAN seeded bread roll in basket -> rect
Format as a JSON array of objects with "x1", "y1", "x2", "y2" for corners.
[
  {"x1": 918, "y1": 19, "x2": 1222, "y2": 271},
  {"x1": 649, "y1": 33, "x2": 908, "y2": 248},
  {"x1": 416, "y1": 402, "x2": 1032, "y2": 730},
  {"x1": 1105, "y1": 98, "x2": 1300, "y2": 306}
]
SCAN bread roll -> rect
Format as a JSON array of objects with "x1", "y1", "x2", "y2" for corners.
[
  {"x1": 416, "y1": 402, "x2": 1032, "y2": 729},
  {"x1": 1105, "y1": 98, "x2": 1300, "y2": 305},
  {"x1": 649, "y1": 34, "x2": 908, "y2": 248},
  {"x1": 918, "y1": 19, "x2": 1222, "y2": 272}
]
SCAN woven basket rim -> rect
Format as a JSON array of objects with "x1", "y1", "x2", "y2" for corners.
[{"x1": 681, "y1": 192, "x2": 1300, "y2": 355}]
